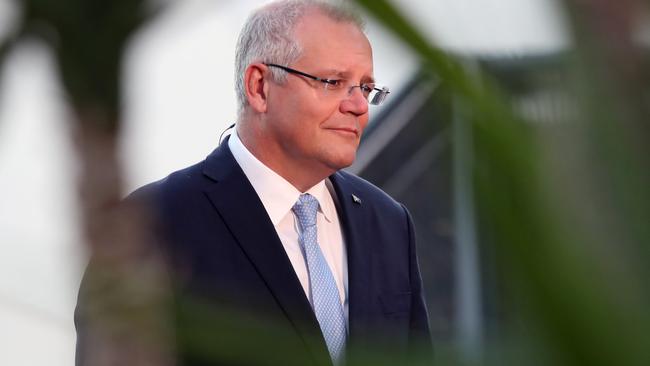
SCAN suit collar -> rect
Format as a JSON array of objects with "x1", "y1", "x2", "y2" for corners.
[
  {"x1": 201, "y1": 137, "x2": 237, "y2": 182},
  {"x1": 329, "y1": 172, "x2": 373, "y2": 343}
]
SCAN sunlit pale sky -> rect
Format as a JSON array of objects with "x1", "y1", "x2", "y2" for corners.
[{"x1": 0, "y1": 0, "x2": 567, "y2": 365}]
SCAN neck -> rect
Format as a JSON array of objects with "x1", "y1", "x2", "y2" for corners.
[{"x1": 236, "y1": 123, "x2": 333, "y2": 193}]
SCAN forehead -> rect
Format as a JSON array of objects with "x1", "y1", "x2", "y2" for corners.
[{"x1": 292, "y1": 10, "x2": 373, "y2": 76}]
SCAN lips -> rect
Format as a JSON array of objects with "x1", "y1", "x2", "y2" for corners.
[{"x1": 327, "y1": 127, "x2": 359, "y2": 137}]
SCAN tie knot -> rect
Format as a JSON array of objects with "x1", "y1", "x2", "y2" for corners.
[{"x1": 292, "y1": 193, "x2": 319, "y2": 228}]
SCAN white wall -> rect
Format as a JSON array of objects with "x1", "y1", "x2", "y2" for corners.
[{"x1": 0, "y1": 41, "x2": 81, "y2": 366}]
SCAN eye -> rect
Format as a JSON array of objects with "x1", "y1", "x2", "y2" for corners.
[
  {"x1": 360, "y1": 84, "x2": 373, "y2": 96},
  {"x1": 323, "y1": 79, "x2": 344, "y2": 89}
]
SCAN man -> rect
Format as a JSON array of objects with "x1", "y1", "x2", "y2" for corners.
[{"x1": 76, "y1": 1, "x2": 431, "y2": 365}]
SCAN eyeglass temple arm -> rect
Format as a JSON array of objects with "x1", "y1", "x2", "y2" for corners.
[
  {"x1": 264, "y1": 63, "x2": 336, "y2": 85},
  {"x1": 266, "y1": 63, "x2": 389, "y2": 96}
]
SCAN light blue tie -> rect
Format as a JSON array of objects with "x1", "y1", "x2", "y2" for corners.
[{"x1": 293, "y1": 193, "x2": 347, "y2": 364}]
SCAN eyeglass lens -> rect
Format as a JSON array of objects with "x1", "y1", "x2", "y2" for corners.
[{"x1": 368, "y1": 88, "x2": 387, "y2": 105}]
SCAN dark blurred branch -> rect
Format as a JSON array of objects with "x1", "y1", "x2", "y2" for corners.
[
  {"x1": 355, "y1": 1, "x2": 650, "y2": 365},
  {"x1": 1, "y1": 1, "x2": 173, "y2": 365},
  {"x1": 21, "y1": 0, "x2": 149, "y2": 128},
  {"x1": 562, "y1": 0, "x2": 650, "y2": 262}
]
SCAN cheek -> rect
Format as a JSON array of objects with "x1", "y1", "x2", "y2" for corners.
[
  {"x1": 359, "y1": 115, "x2": 370, "y2": 131},
  {"x1": 355, "y1": 115, "x2": 370, "y2": 139},
  {"x1": 286, "y1": 92, "x2": 330, "y2": 123},
  {"x1": 316, "y1": 103, "x2": 347, "y2": 129},
  {"x1": 271, "y1": 87, "x2": 343, "y2": 136}
]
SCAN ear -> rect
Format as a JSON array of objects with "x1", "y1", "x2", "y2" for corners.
[{"x1": 244, "y1": 63, "x2": 269, "y2": 113}]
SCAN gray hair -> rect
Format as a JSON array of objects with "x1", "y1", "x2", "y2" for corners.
[{"x1": 234, "y1": 0, "x2": 365, "y2": 115}]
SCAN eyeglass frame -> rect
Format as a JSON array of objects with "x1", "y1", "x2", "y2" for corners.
[{"x1": 263, "y1": 63, "x2": 390, "y2": 106}]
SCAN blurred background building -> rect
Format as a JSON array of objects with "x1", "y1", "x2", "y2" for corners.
[{"x1": 0, "y1": 0, "x2": 577, "y2": 364}]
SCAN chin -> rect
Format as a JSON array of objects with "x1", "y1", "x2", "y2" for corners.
[{"x1": 325, "y1": 153, "x2": 356, "y2": 171}]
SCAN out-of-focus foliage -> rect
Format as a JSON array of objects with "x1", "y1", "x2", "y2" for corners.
[
  {"x1": 0, "y1": 0, "x2": 153, "y2": 128},
  {"x1": 0, "y1": 2, "x2": 172, "y2": 365},
  {"x1": 355, "y1": 0, "x2": 650, "y2": 365}
]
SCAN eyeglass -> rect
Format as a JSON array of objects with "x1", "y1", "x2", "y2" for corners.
[{"x1": 264, "y1": 63, "x2": 390, "y2": 106}]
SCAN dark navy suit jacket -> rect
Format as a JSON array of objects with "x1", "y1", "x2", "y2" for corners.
[{"x1": 76, "y1": 140, "x2": 432, "y2": 366}]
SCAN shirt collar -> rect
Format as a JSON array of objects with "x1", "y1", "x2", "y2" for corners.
[{"x1": 228, "y1": 131, "x2": 335, "y2": 225}]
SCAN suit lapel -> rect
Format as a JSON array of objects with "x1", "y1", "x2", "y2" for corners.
[
  {"x1": 329, "y1": 172, "x2": 373, "y2": 343},
  {"x1": 201, "y1": 142, "x2": 331, "y2": 365}
]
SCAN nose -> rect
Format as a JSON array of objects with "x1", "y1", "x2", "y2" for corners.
[{"x1": 340, "y1": 86, "x2": 369, "y2": 116}]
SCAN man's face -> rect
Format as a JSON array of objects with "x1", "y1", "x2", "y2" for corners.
[{"x1": 262, "y1": 11, "x2": 373, "y2": 176}]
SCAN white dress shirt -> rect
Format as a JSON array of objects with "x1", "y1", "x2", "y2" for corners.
[{"x1": 228, "y1": 132, "x2": 349, "y2": 320}]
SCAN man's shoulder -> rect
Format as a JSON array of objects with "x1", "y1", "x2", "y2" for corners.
[{"x1": 127, "y1": 159, "x2": 209, "y2": 204}]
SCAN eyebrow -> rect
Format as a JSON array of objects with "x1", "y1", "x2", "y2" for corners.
[
  {"x1": 361, "y1": 75, "x2": 376, "y2": 84},
  {"x1": 316, "y1": 69, "x2": 375, "y2": 84}
]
